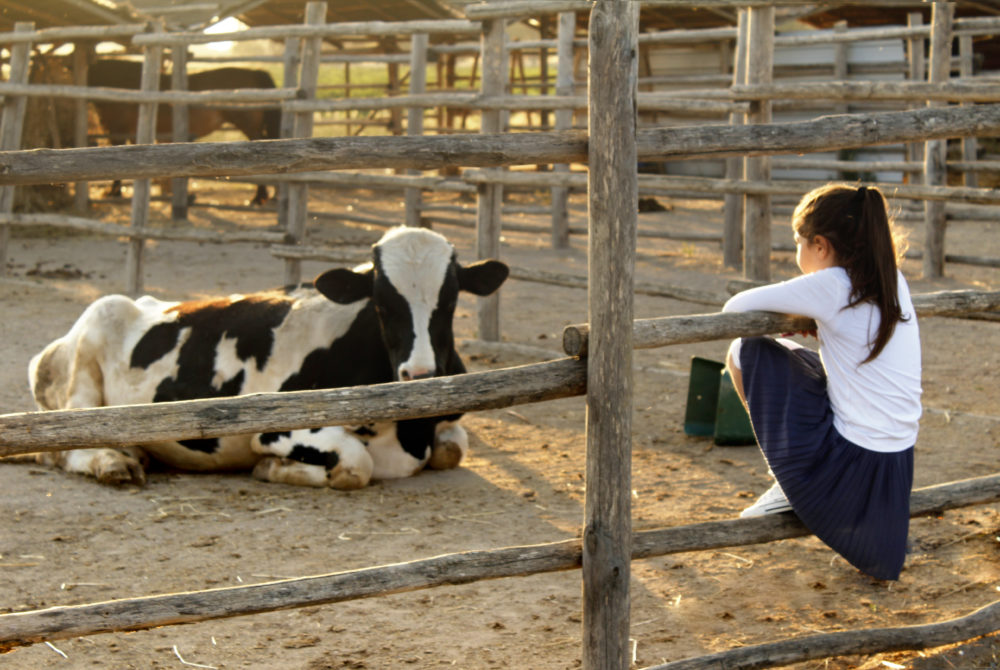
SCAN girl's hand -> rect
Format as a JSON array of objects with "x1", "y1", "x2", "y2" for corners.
[{"x1": 781, "y1": 329, "x2": 818, "y2": 339}]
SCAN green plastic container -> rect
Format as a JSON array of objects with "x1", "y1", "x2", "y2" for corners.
[
  {"x1": 713, "y1": 369, "x2": 756, "y2": 446},
  {"x1": 683, "y1": 356, "x2": 756, "y2": 446},
  {"x1": 683, "y1": 357, "x2": 725, "y2": 437}
]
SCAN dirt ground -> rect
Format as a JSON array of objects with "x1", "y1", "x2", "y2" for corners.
[{"x1": 1, "y1": 179, "x2": 999, "y2": 669}]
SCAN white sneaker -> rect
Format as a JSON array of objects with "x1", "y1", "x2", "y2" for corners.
[{"x1": 740, "y1": 482, "x2": 793, "y2": 518}]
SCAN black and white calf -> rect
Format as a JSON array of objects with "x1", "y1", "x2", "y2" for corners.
[{"x1": 27, "y1": 227, "x2": 508, "y2": 488}]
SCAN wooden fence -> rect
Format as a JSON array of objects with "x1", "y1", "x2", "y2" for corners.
[
  {"x1": 1, "y1": 0, "x2": 999, "y2": 306},
  {"x1": 1, "y1": 290, "x2": 1000, "y2": 668},
  {"x1": 1, "y1": 2, "x2": 999, "y2": 668}
]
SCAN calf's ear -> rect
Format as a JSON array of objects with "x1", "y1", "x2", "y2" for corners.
[
  {"x1": 314, "y1": 267, "x2": 374, "y2": 304},
  {"x1": 457, "y1": 260, "x2": 509, "y2": 296}
]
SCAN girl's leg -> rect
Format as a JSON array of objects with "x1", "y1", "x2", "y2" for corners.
[
  {"x1": 726, "y1": 336, "x2": 805, "y2": 411},
  {"x1": 725, "y1": 338, "x2": 748, "y2": 409},
  {"x1": 726, "y1": 336, "x2": 805, "y2": 518}
]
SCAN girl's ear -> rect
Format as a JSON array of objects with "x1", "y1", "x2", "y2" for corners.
[{"x1": 812, "y1": 234, "x2": 834, "y2": 259}]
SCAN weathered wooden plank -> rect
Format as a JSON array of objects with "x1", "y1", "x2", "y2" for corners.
[
  {"x1": 723, "y1": 9, "x2": 748, "y2": 270},
  {"x1": 561, "y1": 290, "x2": 1000, "y2": 358},
  {"x1": 648, "y1": 599, "x2": 1000, "y2": 670},
  {"x1": 124, "y1": 23, "x2": 163, "y2": 297},
  {"x1": 405, "y1": 32, "x2": 428, "y2": 229},
  {"x1": 476, "y1": 15, "x2": 507, "y2": 342},
  {"x1": 131, "y1": 20, "x2": 482, "y2": 46},
  {"x1": 0, "y1": 81, "x2": 298, "y2": 104},
  {"x1": 550, "y1": 10, "x2": 576, "y2": 249},
  {"x1": 0, "y1": 22, "x2": 32, "y2": 279},
  {"x1": 0, "y1": 473, "x2": 996, "y2": 653},
  {"x1": 0, "y1": 358, "x2": 588, "y2": 456},
  {"x1": 0, "y1": 213, "x2": 285, "y2": 244},
  {"x1": 282, "y1": 1, "x2": 325, "y2": 288},
  {"x1": 923, "y1": 2, "x2": 953, "y2": 279},
  {"x1": 584, "y1": 4, "x2": 638, "y2": 669},
  {"x1": 1, "y1": 104, "x2": 998, "y2": 185},
  {"x1": 743, "y1": 6, "x2": 774, "y2": 282},
  {"x1": 169, "y1": 47, "x2": 190, "y2": 220}
]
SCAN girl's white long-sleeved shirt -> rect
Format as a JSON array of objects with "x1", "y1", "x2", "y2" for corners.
[{"x1": 722, "y1": 267, "x2": 922, "y2": 452}]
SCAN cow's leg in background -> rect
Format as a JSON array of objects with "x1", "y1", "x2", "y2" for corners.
[{"x1": 251, "y1": 427, "x2": 374, "y2": 489}]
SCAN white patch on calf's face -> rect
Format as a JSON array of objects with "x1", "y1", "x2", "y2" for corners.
[{"x1": 375, "y1": 228, "x2": 453, "y2": 380}]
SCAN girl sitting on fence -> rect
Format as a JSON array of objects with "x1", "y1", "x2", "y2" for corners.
[{"x1": 722, "y1": 183, "x2": 922, "y2": 581}]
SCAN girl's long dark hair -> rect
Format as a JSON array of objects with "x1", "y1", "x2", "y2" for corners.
[{"x1": 792, "y1": 183, "x2": 908, "y2": 363}]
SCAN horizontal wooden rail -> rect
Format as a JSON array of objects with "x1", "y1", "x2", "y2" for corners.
[
  {"x1": 647, "y1": 598, "x2": 1000, "y2": 670},
  {"x1": 562, "y1": 290, "x2": 1000, "y2": 357},
  {"x1": 0, "y1": 358, "x2": 587, "y2": 456},
  {"x1": 1, "y1": 473, "x2": 995, "y2": 652},
  {"x1": 0, "y1": 82, "x2": 297, "y2": 105},
  {"x1": 0, "y1": 213, "x2": 287, "y2": 244},
  {"x1": 0, "y1": 24, "x2": 146, "y2": 43},
  {"x1": 130, "y1": 20, "x2": 482, "y2": 46},
  {"x1": 283, "y1": 92, "x2": 746, "y2": 115},
  {"x1": 460, "y1": 170, "x2": 1000, "y2": 205},
  {"x1": 464, "y1": 0, "x2": 1000, "y2": 21},
  {"x1": 0, "y1": 105, "x2": 997, "y2": 186}
]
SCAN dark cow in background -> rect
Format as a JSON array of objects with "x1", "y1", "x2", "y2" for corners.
[
  {"x1": 27, "y1": 227, "x2": 509, "y2": 489},
  {"x1": 87, "y1": 59, "x2": 281, "y2": 205}
]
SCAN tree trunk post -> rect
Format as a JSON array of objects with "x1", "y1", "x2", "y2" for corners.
[
  {"x1": 550, "y1": 10, "x2": 576, "y2": 250},
  {"x1": 0, "y1": 22, "x2": 32, "y2": 278},
  {"x1": 958, "y1": 33, "x2": 977, "y2": 189},
  {"x1": 583, "y1": 3, "x2": 638, "y2": 669},
  {"x1": 125, "y1": 21, "x2": 164, "y2": 297},
  {"x1": 923, "y1": 1, "x2": 952, "y2": 279},
  {"x1": 276, "y1": 36, "x2": 301, "y2": 234},
  {"x1": 476, "y1": 16, "x2": 507, "y2": 341},
  {"x1": 170, "y1": 46, "x2": 190, "y2": 221},
  {"x1": 722, "y1": 8, "x2": 748, "y2": 269},
  {"x1": 71, "y1": 41, "x2": 92, "y2": 213},
  {"x1": 405, "y1": 33, "x2": 428, "y2": 229},
  {"x1": 283, "y1": 1, "x2": 325, "y2": 288},
  {"x1": 905, "y1": 12, "x2": 925, "y2": 172},
  {"x1": 743, "y1": 6, "x2": 774, "y2": 282}
]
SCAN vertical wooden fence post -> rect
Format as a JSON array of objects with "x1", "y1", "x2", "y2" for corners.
[
  {"x1": 905, "y1": 12, "x2": 925, "y2": 171},
  {"x1": 385, "y1": 37, "x2": 403, "y2": 136},
  {"x1": 923, "y1": 1, "x2": 952, "y2": 279},
  {"x1": 125, "y1": 21, "x2": 165, "y2": 297},
  {"x1": 283, "y1": 1, "x2": 325, "y2": 288},
  {"x1": 277, "y1": 36, "x2": 301, "y2": 234},
  {"x1": 405, "y1": 33, "x2": 428, "y2": 229},
  {"x1": 0, "y1": 22, "x2": 33, "y2": 278},
  {"x1": 170, "y1": 46, "x2": 190, "y2": 221},
  {"x1": 833, "y1": 20, "x2": 850, "y2": 182},
  {"x1": 959, "y1": 33, "x2": 977, "y2": 189},
  {"x1": 722, "y1": 9, "x2": 747, "y2": 269},
  {"x1": 477, "y1": 16, "x2": 507, "y2": 341},
  {"x1": 742, "y1": 5, "x2": 774, "y2": 282},
  {"x1": 72, "y1": 41, "x2": 92, "y2": 213},
  {"x1": 583, "y1": 3, "x2": 637, "y2": 669},
  {"x1": 550, "y1": 10, "x2": 575, "y2": 250}
]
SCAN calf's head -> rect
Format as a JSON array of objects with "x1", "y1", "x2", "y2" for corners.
[{"x1": 314, "y1": 227, "x2": 508, "y2": 381}]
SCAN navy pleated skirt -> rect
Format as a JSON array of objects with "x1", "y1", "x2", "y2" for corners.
[{"x1": 739, "y1": 336, "x2": 914, "y2": 581}]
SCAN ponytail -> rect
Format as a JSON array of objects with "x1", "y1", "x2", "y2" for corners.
[{"x1": 792, "y1": 183, "x2": 909, "y2": 363}]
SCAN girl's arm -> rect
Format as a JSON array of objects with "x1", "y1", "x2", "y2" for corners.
[{"x1": 722, "y1": 268, "x2": 845, "y2": 322}]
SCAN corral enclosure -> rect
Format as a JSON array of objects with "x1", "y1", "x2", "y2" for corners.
[{"x1": 1, "y1": 1, "x2": 1000, "y2": 668}]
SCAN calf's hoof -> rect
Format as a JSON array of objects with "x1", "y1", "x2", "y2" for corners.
[
  {"x1": 90, "y1": 450, "x2": 147, "y2": 486},
  {"x1": 327, "y1": 465, "x2": 371, "y2": 490},
  {"x1": 427, "y1": 441, "x2": 464, "y2": 470}
]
